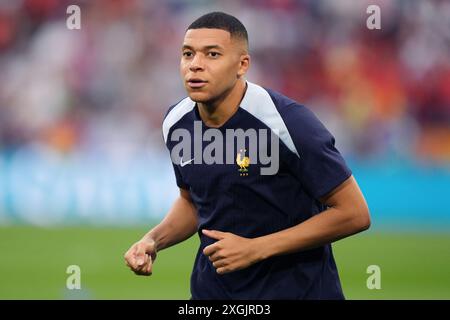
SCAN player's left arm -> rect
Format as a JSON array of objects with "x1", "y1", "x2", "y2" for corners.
[{"x1": 203, "y1": 175, "x2": 370, "y2": 274}]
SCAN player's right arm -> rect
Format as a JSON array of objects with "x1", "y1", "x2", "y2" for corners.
[{"x1": 124, "y1": 188, "x2": 197, "y2": 276}]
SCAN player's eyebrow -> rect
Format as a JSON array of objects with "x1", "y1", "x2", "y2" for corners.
[{"x1": 182, "y1": 44, "x2": 224, "y2": 51}]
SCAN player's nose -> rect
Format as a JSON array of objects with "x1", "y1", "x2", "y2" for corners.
[{"x1": 189, "y1": 54, "x2": 205, "y2": 72}]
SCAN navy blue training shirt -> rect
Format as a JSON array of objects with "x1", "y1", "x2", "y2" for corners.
[{"x1": 162, "y1": 81, "x2": 352, "y2": 299}]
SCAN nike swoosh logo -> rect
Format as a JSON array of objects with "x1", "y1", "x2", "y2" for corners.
[{"x1": 180, "y1": 158, "x2": 194, "y2": 167}]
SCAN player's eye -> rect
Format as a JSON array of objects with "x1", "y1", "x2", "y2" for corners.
[
  {"x1": 183, "y1": 51, "x2": 193, "y2": 58},
  {"x1": 207, "y1": 52, "x2": 221, "y2": 58}
]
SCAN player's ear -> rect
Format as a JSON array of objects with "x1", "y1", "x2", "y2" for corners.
[{"x1": 237, "y1": 54, "x2": 250, "y2": 78}]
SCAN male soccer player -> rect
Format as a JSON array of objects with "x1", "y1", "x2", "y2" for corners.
[{"x1": 124, "y1": 12, "x2": 370, "y2": 299}]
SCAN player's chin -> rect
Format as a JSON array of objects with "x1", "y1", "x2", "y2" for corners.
[{"x1": 187, "y1": 91, "x2": 212, "y2": 103}]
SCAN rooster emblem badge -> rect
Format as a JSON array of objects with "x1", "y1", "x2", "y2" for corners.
[{"x1": 236, "y1": 149, "x2": 250, "y2": 176}]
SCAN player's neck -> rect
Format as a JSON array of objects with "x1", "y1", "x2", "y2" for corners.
[{"x1": 197, "y1": 79, "x2": 247, "y2": 128}]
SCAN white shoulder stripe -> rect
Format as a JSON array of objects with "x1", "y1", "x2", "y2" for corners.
[
  {"x1": 240, "y1": 82, "x2": 300, "y2": 157},
  {"x1": 162, "y1": 97, "x2": 195, "y2": 144}
]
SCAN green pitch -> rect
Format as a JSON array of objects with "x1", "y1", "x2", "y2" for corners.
[{"x1": 0, "y1": 226, "x2": 449, "y2": 299}]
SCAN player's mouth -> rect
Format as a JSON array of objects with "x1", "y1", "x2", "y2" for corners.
[{"x1": 187, "y1": 78, "x2": 208, "y2": 88}]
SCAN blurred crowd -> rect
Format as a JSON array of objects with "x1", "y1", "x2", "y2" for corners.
[{"x1": 0, "y1": 0, "x2": 449, "y2": 165}]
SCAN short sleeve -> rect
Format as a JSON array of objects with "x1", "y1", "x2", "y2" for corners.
[
  {"x1": 171, "y1": 163, "x2": 190, "y2": 190},
  {"x1": 284, "y1": 104, "x2": 352, "y2": 199},
  {"x1": 162, "y1": 101, "x2": 193, "y2": 191}
]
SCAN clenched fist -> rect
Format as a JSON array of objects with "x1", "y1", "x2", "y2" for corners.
[{"x1": 124, "y1": 238, "x2": 157, "y2": 276}]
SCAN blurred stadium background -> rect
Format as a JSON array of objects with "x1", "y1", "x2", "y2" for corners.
[{"x1": 0, "y1": 0, "x2": 449, "y2": 299}]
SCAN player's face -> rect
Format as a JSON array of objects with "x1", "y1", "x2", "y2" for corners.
[{"x1": 180, "y1": 28, "x2": 249, "y2": 103}]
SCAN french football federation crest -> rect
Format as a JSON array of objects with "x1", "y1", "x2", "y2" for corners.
[{"x1": 236, "y1": 149, "x2": 250, "y2": 176}]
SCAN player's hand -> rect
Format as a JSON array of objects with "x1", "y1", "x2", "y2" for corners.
[
  {"x1": 124, "y1": 238, "x2": 157, "y2": 276},
  {"x1": 202, "y1": 229, "x2": 263, "y2": 275}
]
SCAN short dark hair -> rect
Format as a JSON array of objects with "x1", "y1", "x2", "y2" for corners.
[{"x1": 187, "y1": 12, "x2": 248, "y2": 46}]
